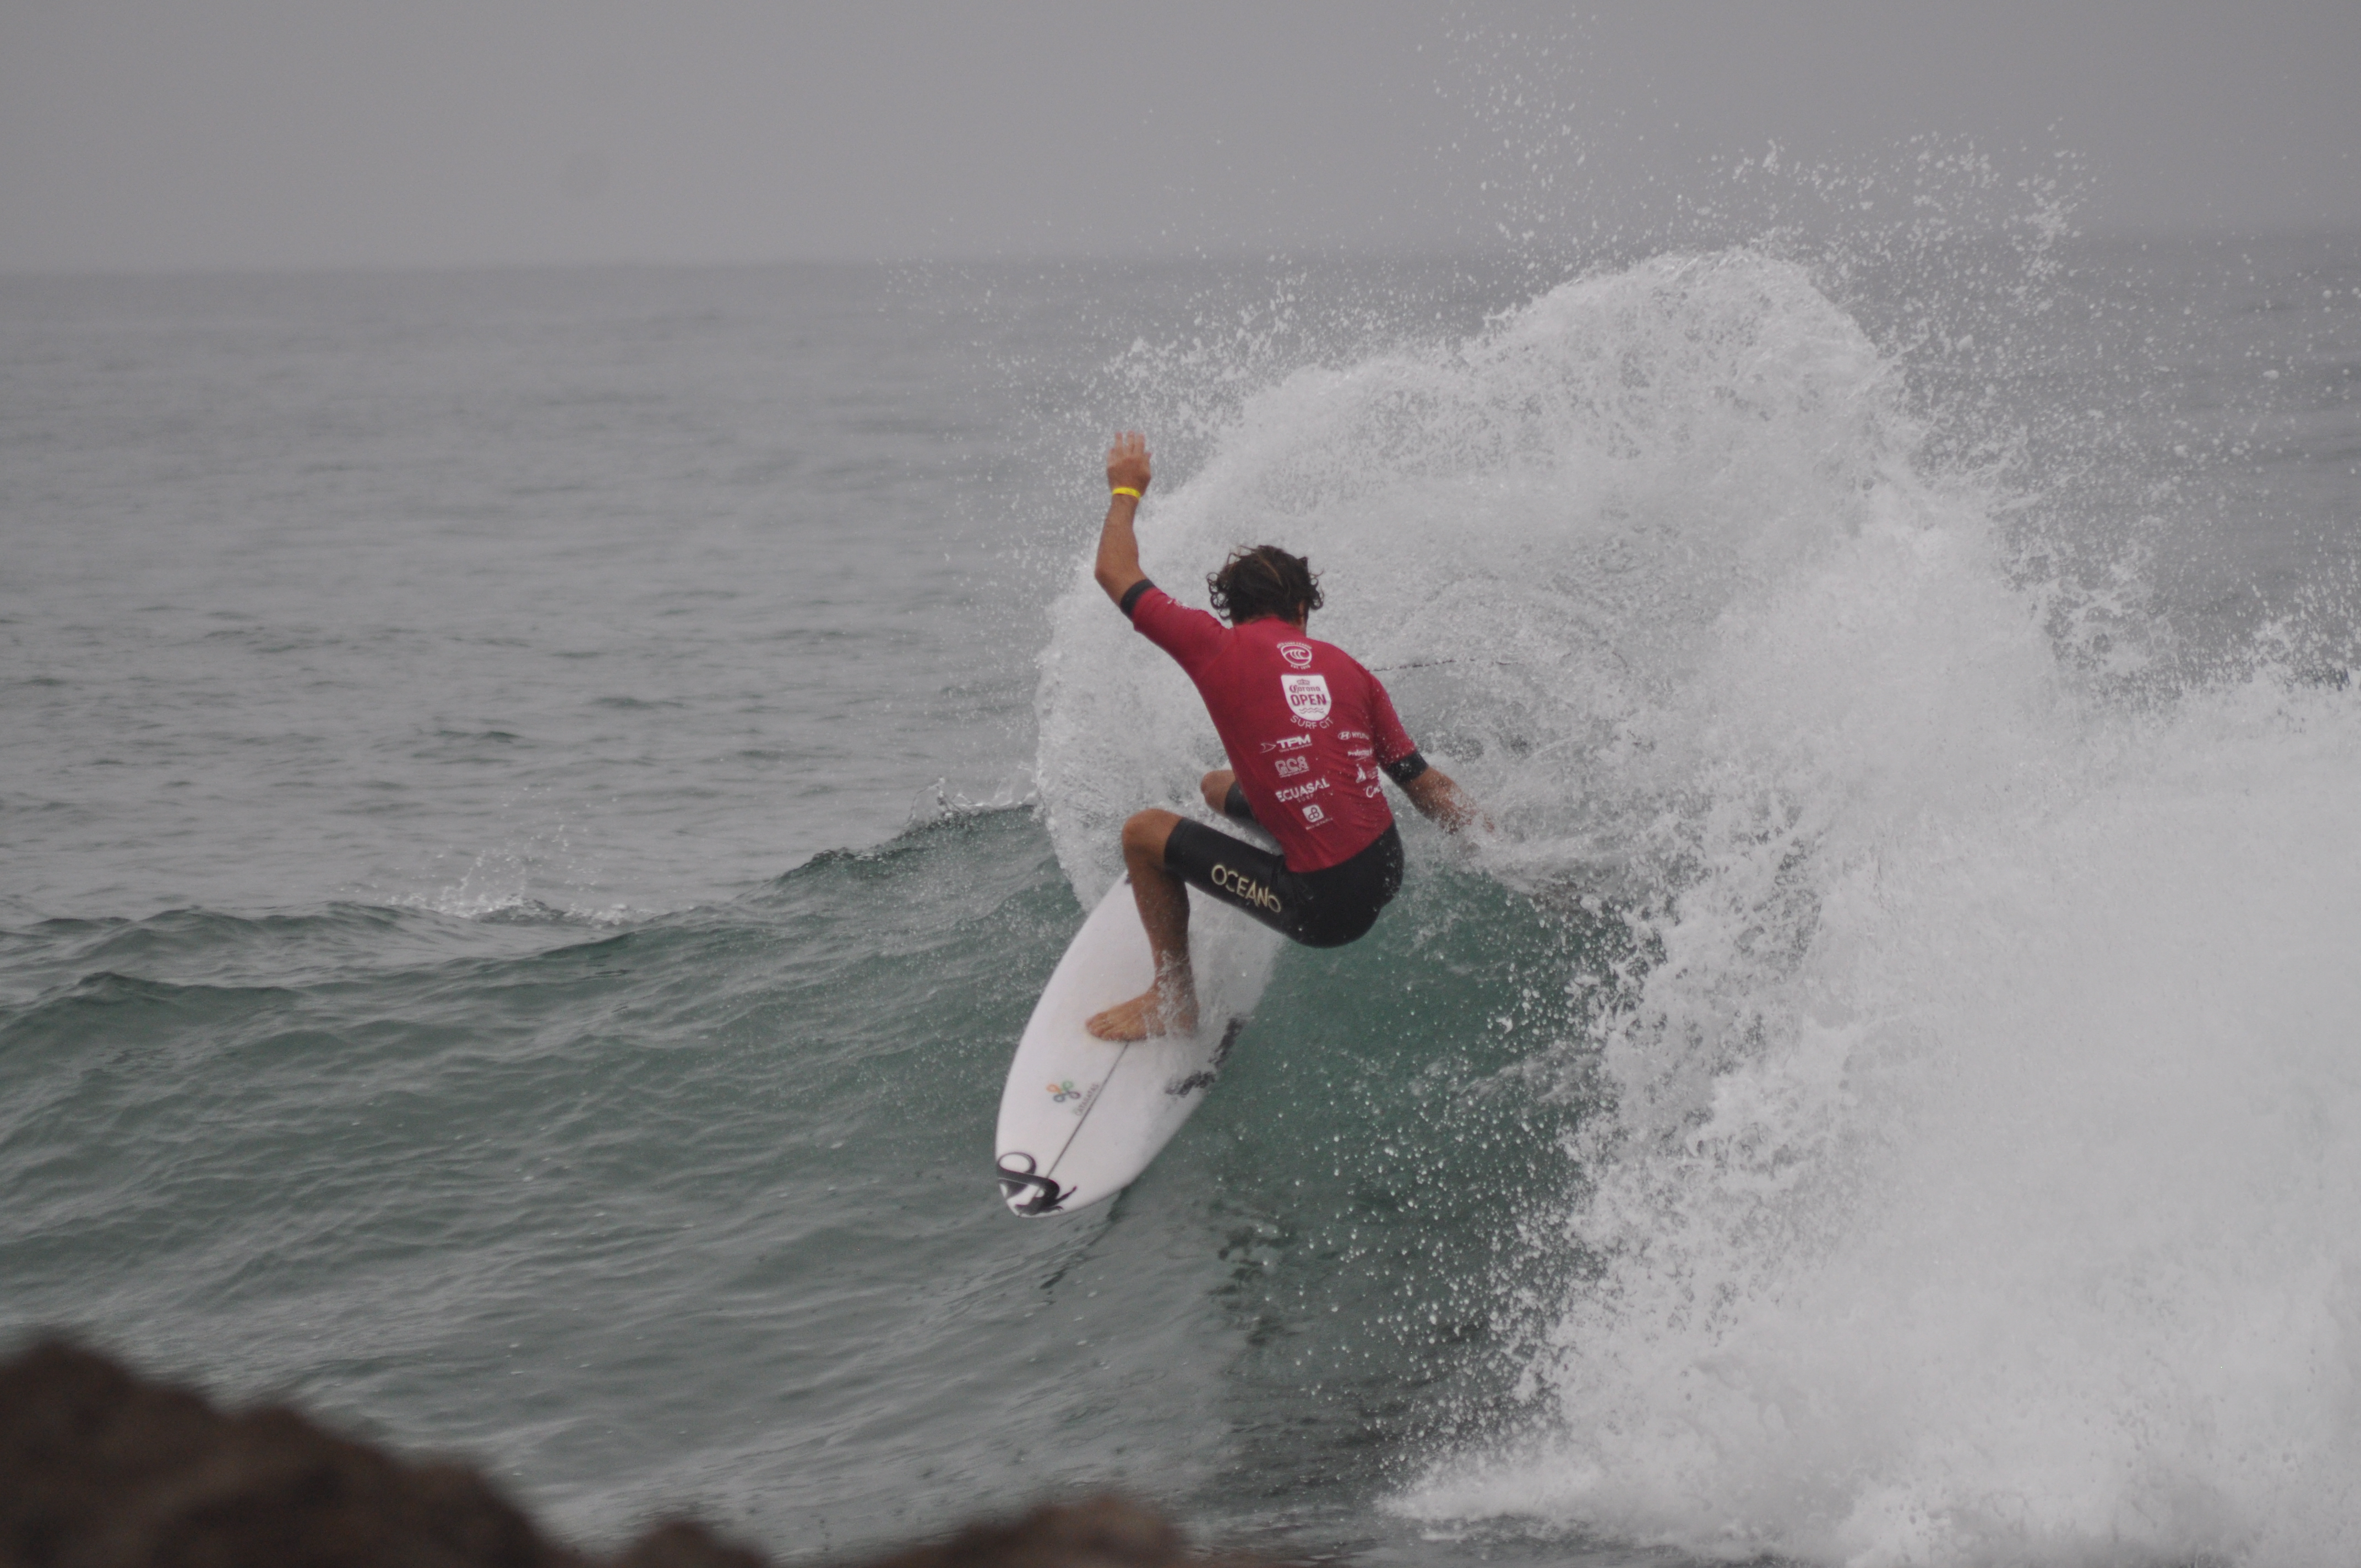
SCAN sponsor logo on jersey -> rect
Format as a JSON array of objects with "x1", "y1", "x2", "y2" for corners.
[
  {"x1": 1274, "y1": 776, "x2": 1330, "y2": 803},
  {"x1": 1282, "y1": 673, "x2": 1331, "y2": 725},
  {"x1": 1274, "y1": 754, "x2": 1310, "y2": 778},
  {"x1": 1277, "y1": 641, "x2": 1315, "y2": 669},
  {"x1": 1259, "y1": 733, "x2": 1312, "y2": 753},
  {"x1": 1302, "y1": 802, "x2": 1327, "y2": 825},
  {"x1": 1210, "y1": 862, "x2": 1283, "y2": 912}
]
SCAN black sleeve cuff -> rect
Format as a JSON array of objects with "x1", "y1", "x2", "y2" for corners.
[
  {"x1": 1118, "y1": 579, "x2": 1156, "y2": 619},
  {"x1": 1222, "y1": 780, "x2": 1258, "y2": 824},
  {"x1": 1382, "y1": 750, "x2": 1429, "y2": 785}
]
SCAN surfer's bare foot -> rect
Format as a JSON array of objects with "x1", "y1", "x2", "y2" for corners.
[{"x1": 1085, "y1": 987, "x2": 1197, "y2": 1042}]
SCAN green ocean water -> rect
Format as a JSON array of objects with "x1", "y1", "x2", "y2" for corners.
[{"x1": 1, "y1": 805, "x2": 1595, "y2": 1559}]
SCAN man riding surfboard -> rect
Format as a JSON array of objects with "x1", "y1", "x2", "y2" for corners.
[{"x1": 1086, "y1": 431, "x2": 1482, "y2": 1042}]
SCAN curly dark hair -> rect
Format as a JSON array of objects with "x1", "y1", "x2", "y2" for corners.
[{"x1": 1206, "y1": 545, "x2": 1323, "y2": 627}]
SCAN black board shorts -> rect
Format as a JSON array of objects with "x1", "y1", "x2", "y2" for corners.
[{"x1": 1163, "y1": 818, "x2": 1403, "y2": 949}]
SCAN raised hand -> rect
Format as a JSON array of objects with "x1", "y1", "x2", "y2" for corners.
[{"x1": 1105, "y1": 431, "x2": 1152, "y2": 496}]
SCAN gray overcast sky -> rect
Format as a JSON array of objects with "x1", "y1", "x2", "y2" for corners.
[{"x1": 3, "y1": 1, "x2": 2357, "y2": 273}]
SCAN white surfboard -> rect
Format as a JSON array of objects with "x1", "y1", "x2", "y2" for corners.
[{"x1": 994, "y1": 875, "x2": 1280, "y2": 1217}]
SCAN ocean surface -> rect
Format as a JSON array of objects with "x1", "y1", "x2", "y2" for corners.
[{"x1": 3, "y1": 227, "x2": 2358, "y2": 1567}]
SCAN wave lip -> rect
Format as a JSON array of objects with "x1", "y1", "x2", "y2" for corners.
[{"x1": 1037, "y1": 249, "x2": 1919, "y2": 899}]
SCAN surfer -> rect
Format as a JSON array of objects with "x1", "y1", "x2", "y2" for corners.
[{"x1": 1084, "y1": 431, "x2": 1482, "y2": 1041}]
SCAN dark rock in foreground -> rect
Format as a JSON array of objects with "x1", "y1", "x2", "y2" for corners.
[{"x1": 0, "y1": 1340, "x2": 1270, "y2": 1568}]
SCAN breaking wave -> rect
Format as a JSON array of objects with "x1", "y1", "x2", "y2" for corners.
[{"x1": 1037, "y1": 249, "x2": 2361, "y2": 1565}]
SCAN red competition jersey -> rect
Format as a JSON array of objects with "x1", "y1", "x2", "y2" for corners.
[{"x1": 1127, "y1": 585, "x2": 1418, "y2": 872}]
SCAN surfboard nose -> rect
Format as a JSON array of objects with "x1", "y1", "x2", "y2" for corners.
[{"x1": 994, "y1": 1151, "x2": 1069, "y2": 1216}]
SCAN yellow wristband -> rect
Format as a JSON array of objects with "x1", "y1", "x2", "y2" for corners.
[{"x1": 1109, "y1": 486, "x2": 1142, "y2": 499}]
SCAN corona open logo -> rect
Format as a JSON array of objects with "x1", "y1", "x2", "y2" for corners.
[
  {"x1": 1281, "y1": 673, "x2": 1331, "y2": 723},
  {"x1": 1209, "y1": 863, "x2": 1283, "y2": 913}
]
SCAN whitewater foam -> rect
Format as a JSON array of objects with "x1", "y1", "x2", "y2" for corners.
[{"x1": 1409, "y1": 667, "x2": 2361, "y2": 1566}]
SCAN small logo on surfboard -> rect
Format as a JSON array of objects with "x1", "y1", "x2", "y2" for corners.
[{"x1": 995, "y1": 1151, "x2": 1070, "y2": 1215}]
